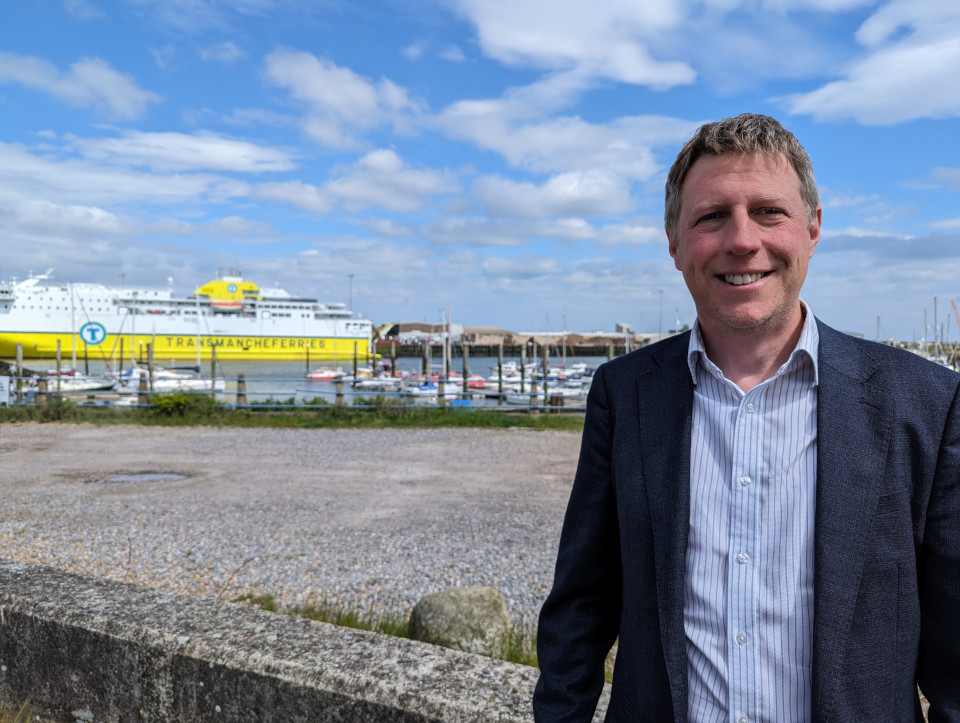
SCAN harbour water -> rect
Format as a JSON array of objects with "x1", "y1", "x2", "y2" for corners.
[{"x1": 2, "y1": 354, "x2": 611, "y2": 408}]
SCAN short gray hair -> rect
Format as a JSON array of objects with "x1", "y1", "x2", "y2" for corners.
[{"x1": 664, "y1": 113, "x2": 819, "y2": 239}]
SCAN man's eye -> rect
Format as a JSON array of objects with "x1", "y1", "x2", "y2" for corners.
[
  {"x1": 697, "y1": 212, "x2": 720, "y2": 223},
  {"x1": 759, "y1": 207, "x2": 784, "y2": 216}
]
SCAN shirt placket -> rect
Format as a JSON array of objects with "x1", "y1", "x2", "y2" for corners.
[{"x1": 728, "y1": 387, "x2": 763, "y2": 723}]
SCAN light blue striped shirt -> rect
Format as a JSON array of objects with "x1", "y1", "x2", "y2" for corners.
[{"x1": 683, "y1": 307, "x2": 819, "y2": 723}]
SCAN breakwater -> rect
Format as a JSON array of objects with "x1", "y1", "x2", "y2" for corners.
[{"x1": 0, "y1": 559, "x2": 550, "y2": 721}]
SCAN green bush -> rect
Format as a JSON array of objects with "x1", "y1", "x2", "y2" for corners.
[{"x1": 149, "y1": 393, "x2": 217, "y2": 418}]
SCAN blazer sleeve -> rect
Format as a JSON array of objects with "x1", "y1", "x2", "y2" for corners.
[
  {"x1": 917, "y1": 380, "x2": 960, "y2": 721},
  {"x1": 533, "y1": 364, "x2": 622, "y2": 721}
]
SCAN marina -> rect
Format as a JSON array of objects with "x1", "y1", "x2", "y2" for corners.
[{"x1": 0, "y1": 354, "x2": 604, "y2": 410}]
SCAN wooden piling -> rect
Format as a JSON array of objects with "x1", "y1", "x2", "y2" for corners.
[
  {"x1": 497, "y1": 344, "x2": 504, "y2": 399},
  {"x1": 236, "y1": 373, "x2": 247, "y2": 406},
  {"x1": 56, "y1": 340, "x2": 62, "y2": 394},
  {"x1": 210, "y1": 345, "x2": 217, "y2": 390},
  {"x1": 147, "y1": 343, "x2": 155, "y2": 392},
  {"x1": 15, "y1": 344, "x2": 23, "y2": 405},
  {"x1": 541, "y1": 342, "x2": 549, "y2": 404},
  {"x1": 520, "y1": 346, "x2": 526, "y2": 390},
  {"x1": 137, "y1": 373, "x2": 149, "y2": 406},
  {"x1": 37, "y1": 373, "x2": 48, "y2": 406}
]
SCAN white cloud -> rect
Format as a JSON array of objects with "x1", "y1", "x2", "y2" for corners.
[
  {"x1": 71, "y1": 131, "x2": 297, "y2": 173},
  {"x1": 779, "y1": 0, "x2": 960, "y2": 124},
  {"x1": 823, "y1": 191, "x2": 881, "y2": 209},
  {"x1": 855, "y1": 0, "x2": 959, "y2": 47},
  {"x1": 421, "y1": 216, "x2": 595, "y2": 247},
  {"x1": 264, "y1": 49, "x2": 422, "y2": 148},
  {"x1": 205, "y1": 215, "x2": 274, "y2": 237},
  {"x1": 595, "y1": 222, "x2": 664, "y2": 246},
  {"x1": 64, "y1": 0, "x2": 104, "y2": 20},
  {"x1": 928, "y1": 218, "x2": 960, "y2": 230},
  {"x1": 0, "y1": 141, "x2": 250, "y2": 208},
  {"x1": 422, "y1": 217, "x2": 539, "y2": 247},
  {"x1": 439, "y1": 45, "x2": 467, "y2": 62},
  {"x1": 255, "y1": 150, "x2": 458, "y2": 213},
  {"x1": 364, "y1": 218, "x2": 416, "y2": 237},
  {"x1": 451, "y1": 0, "x2": 695, "y2": 89},
  {"x1": 435, "y1": 102, "x2": 697, "y2": 178},
  {"x1": 482, "y1": 254, "x2": 564, "y2": 279},
  {"x1": 931, "y1": 167, "x2": 960, "y2": 189},
  {"x1": 255, "y1": 180, "x2": 333, "y2": 214},
  {"x1": 0, "y1": 52, "x2": 161, "y2": 119},
  {"x1": 200, "y1": 42, "x2": 244, "y2": 65},
  {"x1": 820, "y1": 226, "x2": 909, "y2": 238},
  {"x1": 4, "y1": 199, "x2": 124, "y2": 236},
  {"x1": 150, "y1": 45, "x2": 177, "y2": 69},
  {"x1": 403, "y1": 41, "x2": 428, "y2": 60},
  {"x1": 473, "y1": 170, "x2": 633, "y2": 218}
]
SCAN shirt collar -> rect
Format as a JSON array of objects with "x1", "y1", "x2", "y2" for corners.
[{"x1": 686, "y1": 301, "x2": 820, "y2": 386}]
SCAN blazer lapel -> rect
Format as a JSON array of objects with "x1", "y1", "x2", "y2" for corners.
[
  {"x1": 812, "y1": 322, "x2": 894, "y2": 720},
  {"x1": 637, "y1": 333, "x2": 694, "y2": 720}
]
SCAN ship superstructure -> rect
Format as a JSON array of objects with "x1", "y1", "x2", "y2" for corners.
[{"x1": 0, "y1": 269, "x2": 374, "y2": 362}]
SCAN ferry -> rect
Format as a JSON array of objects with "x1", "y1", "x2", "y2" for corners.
[{"x1": 0, "y1": 269, "x2": 375, "y2": 363}]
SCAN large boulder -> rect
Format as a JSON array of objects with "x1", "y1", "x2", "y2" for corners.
[{"x1": 409, "y1": 586, "x2": 510, "y2": 658}]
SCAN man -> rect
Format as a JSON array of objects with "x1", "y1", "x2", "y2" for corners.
[{"x1": 533, "y1": 113, "x2": 960, "y2": 722}]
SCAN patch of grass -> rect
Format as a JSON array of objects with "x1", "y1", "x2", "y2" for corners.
[
  {"x1": 293, "y1": 599, "x2": 411, "y2": 639},
  {"x1": 0, "y1": 401, "x2": 585, "y2": 431},
  {"x1": 233, "y1": 592, "x2": 280, "y2": 613},
  {"x1": 502, "y1": 623, "x2": 538, "y2": 668},
  {"x1": 232, "y1": 592, "x2": 556, "y2": 671},
  {"x1": 0, "y1": 699, "x2": 33, "y2": 723}
]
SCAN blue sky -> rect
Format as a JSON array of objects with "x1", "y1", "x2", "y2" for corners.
[{"x1": 2, "y1": 0, "x2": 960, "y2": 341}]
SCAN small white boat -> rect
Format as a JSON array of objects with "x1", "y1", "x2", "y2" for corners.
[
  {"x1": 113, "y1": 366, "x2": 226, "y2": 393},
  {"x1": 399, "y1": 381, "x2": 461, "y2": 401},
  {"x1": 353, "y1": 376, "x2": 404, "y2": 392},
  {"x1": 305, "y1": 366, "x2": 345, "y2": 381},
  {"x1": 39, "y1": 374, "x2": 116, "y2": 393}
]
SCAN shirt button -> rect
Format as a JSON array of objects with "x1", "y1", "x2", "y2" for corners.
[
  {"x1": 738, "y1": 475, "x2": 751, "y2": 487},
  {"x1": 745, "y1": 403, "x2": 756, "y2": 413},
  {"x1": 737, "y1": 552, "x2": 749, "y2": 564},
  {"x1": 738, "y1": 716, "x2": 749, "y2": 723},
  {"x1": 736, "y1": 632, "x2": 747, "y2": 645}
]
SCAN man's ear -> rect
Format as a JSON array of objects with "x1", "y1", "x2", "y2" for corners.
[
  {"x1": 667, "y1": 230, "x2": 682, "y2": 270},
  {"x1": 807, "y1": 206, "x2": 822, "y2": 258}
]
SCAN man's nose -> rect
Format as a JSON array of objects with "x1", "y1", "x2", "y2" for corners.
[{"x1": 722, "y1": 209, "x2": 762, "y2": 255}]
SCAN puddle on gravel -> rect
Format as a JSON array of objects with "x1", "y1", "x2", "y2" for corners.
[{"x1": 97, "y1": 472, "x2": 186, "y2": 484}]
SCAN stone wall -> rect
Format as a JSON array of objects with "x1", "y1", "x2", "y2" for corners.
[{"x1": 0, "y1": 560, "x2": 555, "y2": 722}]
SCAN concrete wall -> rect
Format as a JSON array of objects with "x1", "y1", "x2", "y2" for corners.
[{"x1": 0, "y1": 559, "x2": 560, "y2": 722}]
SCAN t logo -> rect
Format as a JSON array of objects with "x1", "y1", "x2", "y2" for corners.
[{"x1": 79, "y1": 322, "x2": 107, "y2": 345}]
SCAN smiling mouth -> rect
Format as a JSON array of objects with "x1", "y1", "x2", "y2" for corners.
[{"x1": 721, "y1": 272, "x2": 768, "y2": 286}]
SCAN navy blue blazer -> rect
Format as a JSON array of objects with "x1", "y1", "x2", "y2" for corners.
[{"x1": 534, "y1": 320, "x2": 960, "y2": 722}]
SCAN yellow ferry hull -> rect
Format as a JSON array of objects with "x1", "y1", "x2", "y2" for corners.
[{"x1": 0, "y1": 331, "x2": 374, "y2": 362}]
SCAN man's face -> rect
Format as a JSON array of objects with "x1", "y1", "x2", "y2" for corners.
[{"x1": 667, "y1": 152, "x2": 821, "y2": 339}]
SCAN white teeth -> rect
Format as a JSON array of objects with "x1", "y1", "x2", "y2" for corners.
[{"x1": 724, "y1": 273, "x2": 764, "y2": 286}]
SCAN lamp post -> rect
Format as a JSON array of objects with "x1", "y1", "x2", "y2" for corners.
[{"x1": 658, "y1": 289, "x2": 664, "y2": 337}]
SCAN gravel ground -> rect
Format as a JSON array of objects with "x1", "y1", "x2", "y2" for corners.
[{"x1": 0, "y1": 423, "x2": 580, "y2": 631}]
